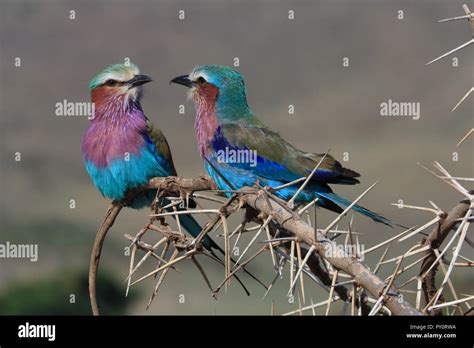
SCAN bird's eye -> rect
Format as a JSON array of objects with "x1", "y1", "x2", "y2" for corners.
[
  {"x1": 196, "y1": 76, "x2": 206, "y2": 84},
  {"x1": 105, "y1": 79, "x2": 117, "y2": 86}
]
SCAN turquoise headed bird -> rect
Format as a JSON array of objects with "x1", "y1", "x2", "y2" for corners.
[
  {"x1": 82, "y1": 63, "x2": 262, "y2": 294},
  {"x1": 171, "y1": 65, "x2": 393, "y2": 226}
]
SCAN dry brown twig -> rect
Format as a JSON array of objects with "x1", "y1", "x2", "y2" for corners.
[{"x1": 88, "y1": 157, "x2": 472, "y2": 316}]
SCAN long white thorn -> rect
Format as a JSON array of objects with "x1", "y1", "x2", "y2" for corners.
[
  {"x1": 323, "y1": 182, "x2": 379, "y2": 235},
  {"x1": 456, "y1": 128, "x2": 474, "y2": 147},
  {"x1": 429, "y1": 217, "x2": 470, "y2": 310},
  {"x1": 425, "y1": 39, "x2": 474, "y2": 65},
  {"x1": 232, "y1": 216, "x2": 272, "y2": 268},
  {"x1": 452, "y1": 87, "x2": 474, "y2": 112},
  {"x1": 288, "y1": 245, "x2": 315, "y2": 296}
]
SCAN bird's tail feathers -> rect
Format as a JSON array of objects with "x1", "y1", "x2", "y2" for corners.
[{"x1": 317, "y1": 192, "x2": 394, "y2": 227}]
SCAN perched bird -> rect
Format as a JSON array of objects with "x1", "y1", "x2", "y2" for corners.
[
  {"x1": 82, "y1": 63, "x2": 261, "y2": 293},
  {"x1": 171, "y1": 65, "x2": 393, "y2": 225}
]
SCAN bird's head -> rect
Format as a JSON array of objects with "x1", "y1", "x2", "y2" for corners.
[
  {"x1": 90, "y1": 62, "x2": 152, "y2": 106},
  {"x1": 171, "y1": 65, "x2": 252, "y2": 121}
]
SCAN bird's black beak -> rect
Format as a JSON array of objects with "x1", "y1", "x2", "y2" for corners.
[
  {"x1": 127, "y1": 75, "x2": 153, "y2": 88},
  {"x1": 170, "y1": 74, "x2": 193, "y2": 88}
]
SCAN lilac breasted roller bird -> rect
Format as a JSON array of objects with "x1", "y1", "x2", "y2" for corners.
[
  {"x1": 171, "y1": 65, "x2": 393, "y2": 226},
  {"x1": 82, "y1": 63, "x2": 263, "y2": 294}
]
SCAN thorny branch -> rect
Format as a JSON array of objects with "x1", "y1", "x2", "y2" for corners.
[
  {"x1": 419, "y1": 201, "x2": 470, "y2": 315},
  {"x1": 88, "y1": 162, "x2": 472, "y2": 316}
]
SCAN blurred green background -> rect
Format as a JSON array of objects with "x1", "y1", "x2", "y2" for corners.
[{"x1": 0, "y1": 0, "x2": 472, "y2": 315}]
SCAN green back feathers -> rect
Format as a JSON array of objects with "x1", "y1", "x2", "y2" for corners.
[
  {"x1": 220, "y1": 123, "x2": 352, "y2": 181},
  {"x1": 146, "y1": 119, "x2": 177, "y2": 176}
]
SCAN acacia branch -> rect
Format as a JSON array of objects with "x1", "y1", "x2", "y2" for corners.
[
  {"x1": 88, "y1": 176, "x2": 215, "y2": 315},
  {"x1": 265, "y1": 219, "x2": 370, "y2": 314},
  {"x1": 89, "y1": 175, "x2": 471, "y2": 316},
  {"x1": 147, "y1": 175, "x2": 215, "y2": 192},
  {"x1": 239, "y1": 187, "x2": 421, "y2": 315},
  {"x1": 89, "y1": 201, "x2": 123, "y2": 316},
  {"x1": 419, "y1": 200, "x2": 471, "y2": 315}
]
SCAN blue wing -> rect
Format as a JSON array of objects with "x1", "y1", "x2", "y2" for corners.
[{"x1": 210, "y1": 123, "x2": 360, "y2": 185}]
